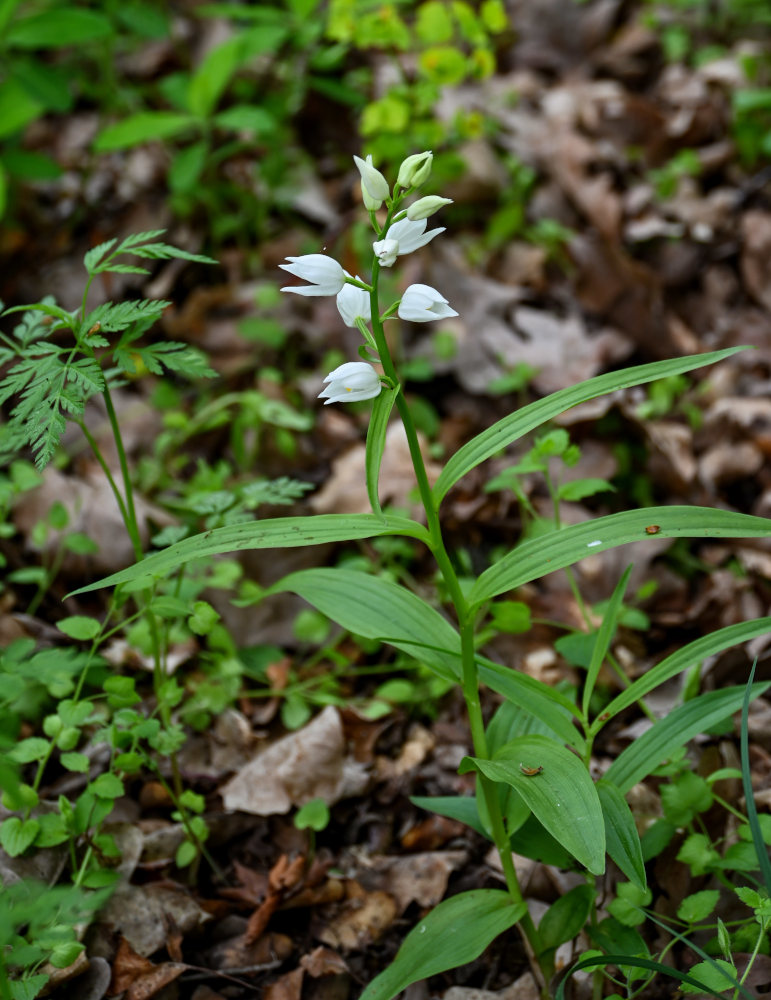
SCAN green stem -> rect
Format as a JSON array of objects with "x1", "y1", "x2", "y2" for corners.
[{"x1": 366, "y1": 215, "x2": 543, "y2": 982}]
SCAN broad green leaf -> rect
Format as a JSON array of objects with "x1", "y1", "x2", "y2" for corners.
[
  {"x1": 365, "y1": 385, "x2": 397, "y2": 517},
  {"x1": 0, "y1": 816, "x2": 39, "y2": 856},
  {"x1": 359, "y1": 890, "x2": 526, "y2": 1000},
  {"x1": 677, "y1": 890, "x2": 720, "y2": 923},
  {"x1": 56, "y1": 615, "x2": 100, "y2": 640},
  {"x1": 269, "y1": 568, "x2": 461, "y2": 680},
  {"x1": 582, "y1": 565, "x2": 631, "y2": 718},
  {"x1": 597, "y1": 779, "x2": 646, "y2": 889},
  {"x1": 606, "y1": 682, "x2": 770, "y2": 794},
  {"x1": 538, "y1": 884, "x2": 594, "y2": 955},
  {"x1": 461, "y1": 734, "x2": 605, "y2": 874},
  {"x1": 469, "y1": 507, "x2": 771, "y2": 607},
  {"x1": 94, "y1": 112, "x2": 196, "y2": 152},
  {"x1": 596, "y1": 617, "x2": 771, "y2": 729},
  {"x1": 433, "y1": 348, "x2": 744, "y2": 505},
  {"x1": 68, "y1": 514, "x2": 430, "y2": 595},
  {"x1": 6, "y1": 8, "x2": 112, "y2": 47}
]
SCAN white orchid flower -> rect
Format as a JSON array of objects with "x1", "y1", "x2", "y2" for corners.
[
  {"x1": 372, "y1": 217, "x2": 445, "y2": 268},
  {"x1": 336, "y1": 281, "x2": 372, "y2": 328},
  {"x1": 372, "y1": 238, "x2": 400, "y2": 268},
  {"x1": 386, "y1": 217, "x2": 445, "y2": 254},
  {"x1": 319, "y1": 361, "x2": 382, "y2": 405},
  {"x1": 398, "y1": 283, "x2": 458, "y2": 323},
  {"x1": 353, "y1": 154, "x2": 390, "y2": 206},
  {"x1": 279, "y1": 254, "x2": 348, "y2": 296}
]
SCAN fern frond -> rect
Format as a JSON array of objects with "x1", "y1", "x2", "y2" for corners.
[
  {"x1": 81, "y1": 299, "x2": 170, "y2": 336},
  {"x1": 83, "y1": 238, "x2": 119, "y2": 274}
]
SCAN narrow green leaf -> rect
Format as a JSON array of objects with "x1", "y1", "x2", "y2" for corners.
[
  {"x1": 597, "y1": 617, "x2": 771, "y2": 729},
  {"x1": 556, "y1": 954, "x2": 735, "y2": 1000},
  {"x1": 359, "y1": 890, "x2": 526, "y2": 1000},
  {"x1": 94, "y1": 112, "x2": 196, "y2": 152},
  {"x1": 741, "y1": 662, "x2": 771, "y2": 893},
  {"x1": 469, "y1": 507, "x2": 771, "y2": 607},
  {"x1": 270, "y1": 568, "x2": 461, "y2": 680},
  {"x1": 606, "y1": 682, "x2": 770, "y2": 794},
  {"x1": 597, "y1": 779, "x2": 646, "y2": 889},
  {"x1": 582, "y1": 565, "x2": 632, "y2": 718},
  {"x1": 6, "y1": 8, "x2": 112, "y2": 47},
  {"x1": 68, "y1": 514, "x2": 430, "y2": 596},
  {"x1": 187, "y1": 35, "x2": 244, "y2": 117},
  {"x1": 410, "y1": 795, "x2": 488, "y2": 838},
  {"x1": 461, "y1": 735, "x2": 606, "y2": 874},
  {"x1": 365, "y1": 386, "x2": 396, "y2": 517},
  {"x1": 433, "y1": 348, "x2": 745, "y2": 504}
]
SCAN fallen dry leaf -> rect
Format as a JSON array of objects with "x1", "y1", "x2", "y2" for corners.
[
  {"x1": 220, "y1": 705, "x2": 348, "y2": 815},
  {"x1": 317, "y1": 882, "x2": 398, "y2": 952},
  {"x1": 110, "y1": 937, "x2": 186, "y2": 1000}
]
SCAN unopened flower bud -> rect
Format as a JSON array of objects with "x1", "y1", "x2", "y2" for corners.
[
  {"x1": 407, "y1": 196, "x2": 453, "y2": 221},
  {"x1": 354, "y1": 154, "x2": 390, "y2": 204},
  {"x1": 396, "y1": 150, "x2": 433, "y2": 189}
]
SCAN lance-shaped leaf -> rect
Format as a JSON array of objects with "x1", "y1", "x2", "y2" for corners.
[
  {"x1": 269, "y1": 568, "x2": 461, "y2": 679},
  {"x1": 68, "y1": 514, "x2": 430, "y2": 596},
  {"x1": 359, "y1": 890, "x2": 526, "y2": 1000},
  {"x1": 461, "y1": 734, "x2": 606, "y2": 874},
  {"x1": 469, "y1": 507, "x2": 771, "y2": 608},
  {"x1": 606, "y1": 682, "x2": 770, "y2": 794},
  {"x1": 433, "y1": 347, "x2": 745, "y2": 505},
  {"x1": 594, "y1": 617, "x2": 771, "y2": 731},
  {"x1": 582, "y1": 565, "x2": 632, "y2": 719},
  {"x1": 365, "y1": 385, "x2": 397, "y2": 517},
  {"x1": 598, "y1": 779, "x2": 646, "y2": 890}
]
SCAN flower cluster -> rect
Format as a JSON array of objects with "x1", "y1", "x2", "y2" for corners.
[{"x1": 279, "y1": 151, "x2": 457, "y2": 405}]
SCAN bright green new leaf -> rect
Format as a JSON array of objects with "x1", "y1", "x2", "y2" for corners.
[
  {"x1": 680, "y1": 959, "x2": 739, "y2": 995},
  {"x1": 461, "y1": 734, "x2": 605, "y2": 874},
  {"x1": 433, "y1": 348, "x2": 745, "y2": 505},
  {"x1": 606, "y1": 682, "x2": 770, "y2": 794},
  {"x1": 365, "y1": 385, "x2": 397, "y2": 517},
  {"x1": 359, "y1": 890, "x2": 526, "y2": 1000},
  {"x1": 68, "y1": 514, "x2": 430, "y2": 596},
  {"x1": 0, "y1": 78, "x2": 42, "y2": 140},
  {"x1": 677, "y1": 890, "x2": 720, "y2": 924},
  {"x1": 94, "y1": 112, "x2": 196, "y2": 152},
  {"x1": 56, "y1": 615, "x2": 100, "y2": 640},
  {"x1": 0, "y1": 816, "x2": 39, "y2": 856},
  {"x1": 469, "y1": 507, "x2": 771, "y2": 607},
  {"x1": 597, "y1": 779, "x2": 646, "y2": 889}
]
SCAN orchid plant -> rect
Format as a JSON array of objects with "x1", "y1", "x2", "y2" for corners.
[{"x1": 74, "y1": 153, "x2": 771, "y2": 998}]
